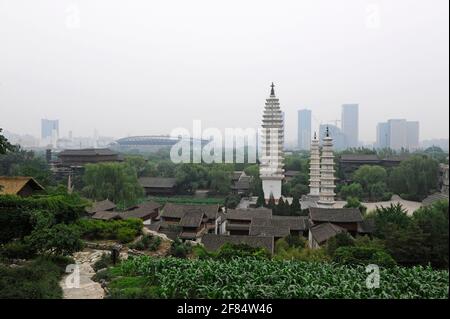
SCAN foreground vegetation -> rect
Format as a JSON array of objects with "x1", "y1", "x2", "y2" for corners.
[{"x1": 102, "y1": 256, "x2": 449, "y2": 299}]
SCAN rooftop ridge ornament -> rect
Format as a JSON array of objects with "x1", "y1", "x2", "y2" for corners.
[{"x1": 270, "y1": 82, "x2": 275, "y2": 97}]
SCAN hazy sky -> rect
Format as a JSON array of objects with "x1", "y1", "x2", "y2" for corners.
[{"x1": 0, "y1": 0, "x2": 448, "y2": 143}]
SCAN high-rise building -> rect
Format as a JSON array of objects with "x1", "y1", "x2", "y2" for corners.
[
  {"x1": 341, "y1": 104, "x2": 359, "y2": 148},
  {"x1": 308, "y1": 132, "x2": 320, "y2": 198},
  {"x1": 297, "y1": 109, "x2": 311, "y2": 150},
  {"x1": 406, "y1": 121, "x2": 419, "y2": 150},
  {"x1": 376, "y1": 122, "x2": 390, "y2": 149},
  {"x1": 260, "y1": 83, "x2": 284, "y2": 203},
  {"x1": 318, "y1": 127, "x2": 336, "y2": 207},
  {"x1": 376, "y1": 119, "x2": 419, "y2": 150},
  {"x1": 319, "y1": 124, "x2": 347, "y2": 150},
  {"x1": 41, "y1": 119, "x2": 59, "y2": 140}
]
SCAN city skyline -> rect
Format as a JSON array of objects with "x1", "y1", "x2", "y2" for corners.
[{"x1": 0, "y1": 0, "x2": 448, "y2": 142}]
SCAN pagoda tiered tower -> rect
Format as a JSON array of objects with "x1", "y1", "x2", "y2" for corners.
[
  {"x1": 318, "y1": 127, "x2": 336, "y2": 206},
  {"x1": 260, "y1": 83, "x2": 284, "y2": 203},
  {"x1": 308, "y1": 132, "x2": 320, "y2": 198}
]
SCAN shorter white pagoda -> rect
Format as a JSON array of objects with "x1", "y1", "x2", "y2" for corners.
[{"x1": 318, "y1": 127, "x2": 336, "y2": 207}]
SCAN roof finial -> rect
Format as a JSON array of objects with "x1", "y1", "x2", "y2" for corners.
[
  {"x1": 314, "y1": 131, "x2": 317, "y2": 140},
  {"x1": 326, "y1": 126, "x2": 330, "y2": 137},
  {"x1": 270, "y1": 82, "x2": 275, "y2": 96}
]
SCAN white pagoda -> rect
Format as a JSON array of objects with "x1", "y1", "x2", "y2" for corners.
[
  {"x1": 318, "y1": 126, "x2": 336, "y2": 206},
  {"x1": 260, "y1": 83, "x2": 284, "y2": 203},
  {"x1": 308, "y1": 132, "x2": 321, "y2": 198}
]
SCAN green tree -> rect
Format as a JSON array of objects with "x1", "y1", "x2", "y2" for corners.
[
  {"x1": 340, "y1": 183, "x2": 363, "y2": 200},
  {"x1": 0, "y1": 128, "x2": 15, "y2": 155},
  {"x1": 209, "y1": 166, "x2": 232, "y2": 195},
  {"x1": 290, "y1": 194, "x2": 301, "y2": 215},
  {"x1": 344, "y1": 197, "x2": 367, "y2": 214},
  {"x1": 82, "y1": 162, "x2": 144, "y2": 207},
  {"x1": 412, "y1": 200, "x2": 449, "y2": 268},
  {"x1": 388, "y1": 155, "x2": 439, "y2": 201},
  {"x1": 352, "y1": 165, "x2": 388, "y2": 201}
]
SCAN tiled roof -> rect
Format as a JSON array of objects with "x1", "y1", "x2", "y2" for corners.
[
  {"x1": 339, "y1": 154, "x2": 379, "y2": 162},
  {"x1": 0, "y1": 176, "x2": 44, "y2": 195},
  {"x1": 284, "y1": 170, "x2": 300, "y2": 177},
  {"x1": 201, "y1": 233, "x2": 274, "y2": 254},
  {"x1": 310, "y1": 222, "x2": 346, "y2": 244},
  {"x1": 91, "y1": 211, "x2": 122, "y2": 220},
  {"x1": 58, "y1": 148, "x2": 118, "y2": 156},
  {"x1": 138, "y1": 177, "x2": 177, "y2": 188},
  {"x1": 122, "y1": 201, "x2": 161, "y2": 219},
  {"x1": 232, "y1": 176, "x2": 251, "y2": 190},
  {"x1": 249, "y1": 216, "x2": 309, "y2": 237},
  {"x1": 179, "y1": 210, "x2": 205, "y2": 227},
  {"x1": 161, "y1": 203, "x2": 219, "y2": 220},
  {"x1": 85, "y1": 199, "x2": 116, "y2": 214},
  {"x1": 224, "y1": 208, "x2": 272, "y2": 221},
  {"x1": 309, "y1": 207, "x2": 363, "y2": 223}
]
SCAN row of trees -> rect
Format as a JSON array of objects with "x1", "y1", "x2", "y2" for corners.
[{"x1": 339, "y1": 155, "x2": 440, "y2": 202}]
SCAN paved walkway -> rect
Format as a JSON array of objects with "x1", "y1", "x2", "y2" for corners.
[{"x1": 60, "y1": 250, "x2": 106, "y2": 299}]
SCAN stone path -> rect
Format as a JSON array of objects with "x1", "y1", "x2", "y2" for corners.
[{"x1": 60, "y1": 249, "x2": 107, "y2": 299}]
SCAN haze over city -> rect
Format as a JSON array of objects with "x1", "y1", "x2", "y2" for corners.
[{"x1": 0, "y1": 0, "x2": 448, "y2": 143}]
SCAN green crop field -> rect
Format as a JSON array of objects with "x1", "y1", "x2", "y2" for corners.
[{"x1": 105, "y1": 256, "x2": 449, "y2": 299}]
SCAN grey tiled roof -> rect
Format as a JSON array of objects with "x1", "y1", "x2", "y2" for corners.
[
  {"x1": 357, "y1": 219, "x2": 375, "y2": 234},
  {"x1": 224, "y1": 208, "x2": 272, "y2": 221},
  {"x1": 284, "y1": 170, "x2": 300, "y2": 177},
  {"x1": 339, "y1": 154, "x2": 379, "y2": 162},
  {"x1": 309, "y1": 207, "x2": 363, "y2": 223},
  {"x1": 310, "y1": 222, "x2": 346, "y2": 244},
  {"x1": 59, "y1": 148, "x2": 118, "y2": 156},
  {"x1": 180, "y1": 210, "x2": 205, "y2": 227},
  {"x1": 91, "y1": 211, "x2": 122, "y2": 220},
  {"x1": 161, "y1": 203, "x2": 220, "y2": 220},
  {"x1": 249, "y1": 216, "x2": 308, "y2": 237},
  {"x1": 122, "y1": 201, "x2": 161, "y2": 219},
  {"x1": 85, "y1": 199, "x2": 116, "y2": 214},
  {"x1": 201, "y1": 234, "x2": 274, "y2": 254},
  {"x1": 138, "y1": 177, "x2": 177, "y2": 188}
]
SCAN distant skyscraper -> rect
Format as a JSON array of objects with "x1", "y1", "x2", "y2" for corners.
[
  {"x1": 341, "y1": 104, "x2": 359, "y2": 148},
  {"x1": 406, "y1": 121, "x2": 419, "y2": 150},
  {"x1": 41, "y1": 119, "x2": 59, "y2": 140},
  {"x1": 376, "y1": 119, "x2": 420, "y2": 150},
  {"x1": 376, "y1": 122, "x2": 390, "y2": 149},
  {"x1": 297, "y1": 109, "x2": 311, "y2": 150}
]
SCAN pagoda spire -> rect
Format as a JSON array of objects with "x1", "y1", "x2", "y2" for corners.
[{"x1": 270, "y1": 82, "x2": 275, "y2": 97}]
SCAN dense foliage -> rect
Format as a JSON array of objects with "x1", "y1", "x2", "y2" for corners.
[
  {"x1": 0, "y1": 194, "x2": 87, "y2": 243},
  {"x1": 105, "y1": 256, "x2": 449, "y2": 299},
  {"x1": 82, "y1": 162, "x2": 144, "y2": 207},
  {"x1": 0, "y1": 256, "x2": 71, "y2": 299},
  {"x1": 73, "y1": 218, "x2": 143, "y2": 244}
]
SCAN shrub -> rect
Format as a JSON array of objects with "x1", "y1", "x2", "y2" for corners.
[
  {"x1": 325, "y1": 232, "x2": 355, "y2": 257},
  {"x1": 333, "y1": 246, "x2": 396, "y2": 268},
  {"x1": 74, "y1": 218, "x2": 142, "y2": 243},
  {"x1": 0, "y1": 241, "x2": 35, "y2": 259},
  {"x1": 117, "y1": 228, "x2": 137, "y2": 244},
  {"x1": 93, "y1": 253, "x2": 113, "y2": 272},
  {"x1": 129, "y1": 235, "x2": 161, "y2": 251},
  {"x1": 215, "y1": 243, "x2": 270, "y2": 260},
  {"x1": 0, "y1": 257, "x2": 67, "y2": 298},
  {"x1": 169, "y1": 239, "x2": 192, "y2": 258}
]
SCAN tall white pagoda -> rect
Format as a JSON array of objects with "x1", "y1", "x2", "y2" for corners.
[
  {"x1": 318, "y1": 126, "x2": 336, "y2": 206},
  {"x1": 308, "y1": 132, "x2": 320, "y2": 198},
  {"x1": 260, "y1": 83, "x2": 284, "y2": 203}
]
